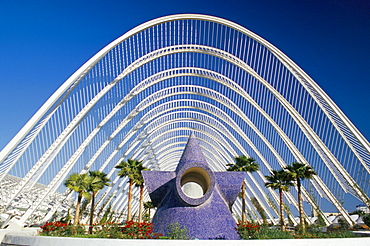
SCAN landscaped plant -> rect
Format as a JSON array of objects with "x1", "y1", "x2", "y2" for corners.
[
  {"x1": 143, "y1": 201, "x2": 155, "y2": 219},
  {"x1": 132, "y1": 166, "x2": 150, "y2": 222},
  {"x1": 362, "y1": 213, "x2": 370, "y2": 227},
  {"x1": 78, "y1": 199, "x2": 91, "y2": 222},
  {"x1": 93, "y1": 222, "x2": 125, "y2": 238},
  {"x1": 121, "y1": 220, "x2": 161, "y2": 239},
  {"x1": 338, "y1": 217, "x2": 350, "y2": 230},
  {"x1": 294, "y1": 229, "x2": 358, "y2": 239},
  {"x1": 235, "y1": 221, "x2": 360, "y2": 240},
  {"x1": 87, "y1": 171, "x2": 111, "y2": 234},
  {"x1": 165, "y1": 223, "x2": 191, "y2": 239},
  {"x1": 253, "y1": 226, "x2": 293, "y2": 239},
  {"x1": 235, "y1": 221, "x2": 260, "y2": 239},
  {"x1": 265, "y1": 169, "x2": 294, "y2": 231},
  {"x1": 227, "y1": 155, "x2": 259, "y2": 223},
  {"x1": 250, "y1": 197, "x2": 267, "y2": 224},
  {"x1": 39, "y1": 221, "x2": 67, "y2": 236},
  {"x1": 285, "y1": 162, "x2": 317, "y2": 233},
  {"x1": 39, "y1": 220, "x2": 162, "y2": 239},
  {"x1": 39, "y1": 221, "x2": 85, "y2": 236},
  {"x1": 99, "y1": 204, "x2": 116, "y2": 224},
  {"x1": 64, "y1": 173, "x2": 92, "y2": 225},
  {"x1": 115, "y1": 159, "x2": 149, "y2": 221}
]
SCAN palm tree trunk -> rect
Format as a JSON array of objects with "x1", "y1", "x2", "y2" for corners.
[
  {"x1": 279, "y1": 188, "x2": 285, "y2": 231},
  {"x1": 73, "y1": 193, "x2": 83, "y2": 225},
  {"x1": 297, "y1": 178, "x2": 305, "y2": 232},
  {"x1": 89, "y1": 192, "x2": 95, "y2": 234},
  {"x1": 138, "y1": 185, "x2": 144, "y2": 222},
  {"x1": 242, "y1": 181, "x2": 246, "y2": 223},
  {"x1": 127, "y1": 179, "x2": 133, "y2": 221}
]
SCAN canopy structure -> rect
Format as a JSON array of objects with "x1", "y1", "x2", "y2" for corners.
[{"x1": 0, "y1": 14, "x2": 369, "y2": 227}]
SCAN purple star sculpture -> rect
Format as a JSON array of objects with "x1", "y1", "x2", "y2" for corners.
[{"x1": 142, "y1": 133, "x2": 244, "y2": 239}]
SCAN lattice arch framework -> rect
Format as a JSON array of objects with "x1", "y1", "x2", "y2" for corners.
[{"x1": 1, "y1": 14, "x2": 369, "y2": 227}]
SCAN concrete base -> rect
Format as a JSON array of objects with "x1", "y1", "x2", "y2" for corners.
[
  {"x1": 1, "y1": 232, "x2": 370, "y2": 246},
  {"x1": 0, "y1": 228, "x2": 39, "y2": 242}
]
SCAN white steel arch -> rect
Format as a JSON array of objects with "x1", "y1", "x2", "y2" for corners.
[{"x1": 1, "y1": 14, "x2": 369, "y2": 227}]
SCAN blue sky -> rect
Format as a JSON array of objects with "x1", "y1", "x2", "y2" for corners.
[
  {"x1": 1, "y1": 0, "x2": 369, "y2": 151},
  {"x1": 0, "y1": 1, "x2": 369, "y2": 210}
]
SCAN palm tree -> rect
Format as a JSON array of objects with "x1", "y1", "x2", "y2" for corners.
[
  {"x1": 144, "y1": 201, "x2": 155, "y2": 220},
  {"x1": 87, "y1": 171, "x2": 111, "y2": 234},
  {"x1": 250, "y1": 197, "x2": 267, "y2": 224},
  {"x1": 115, "y1": 159, "x2": 145, "y2": 221},
  {"x1": 133, "y1": 166, "x2": 150, "y2": 222},
  {"x1": 265, "y1": 169, "x2": 294, "y2": 231},
  {"x1": 64, "y1": 173, "x2": 92, "y2": 225},
  {"x1": 79, "y1": 198, "x2": 91, "y2": 222},
  {"x1": 285, "y1": 162, "x2": 317, "y2": 232},
  {"x1": 227, "y1": 155, "x2": 259, "y2": 223}
]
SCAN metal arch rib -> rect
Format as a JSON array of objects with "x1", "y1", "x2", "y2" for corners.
[
  {"x1": 98, "y1": 120, "x2": 278, "y2": 222},
  {"x1": 131, "y1": 84, "x2": 353, "y2": 220},
  {"x1": 19, "y1": 80, "x2": 344, "y2": 223},
  {"x1": 7, "y1": 77, "x2": 352, "y2": 225},
  {"x1": 104, "y1": 116, "x2": 281, "y2": 223},
  {"x1": 96, "y1": 120, "x2": 238, "y2": 202},
  {"x1": 99, "y1": 107, "x2": 300, "y2": 221},
  {"x1": 131, "y1": 129, "x2": 232, "y2": 169},
  {"x1": 119, "y1": 74, "x2": 350, "y2": 222},
  {"x1": 3, "y1": 14, "x2": 367, "y2": 194},
  {"x1": 148, "y1": 141, "x2": 227, "y2": 171},
  {"x1": 4, "y1": 13, "x2": 368, "y2": 182},
  {"x1": 105, "y1": 105, "x2": 340, "y2": 224},
  {"x1": 2, "y1": 13, "x2": 368, "y2": 224},
  {"x1": 115, "y1": 45, "x2": 364, "y2": 199},
  {"x1": 103, "y1": 44, "x2": 364, "y2": 200},
  {"x1": 138, "y1": 135, "x2": 231, "y2": 168},
  {"x1": 3, "y1": 44, "x2": 355, "y2": 210},
  {"x1": 97, "y1": 128, "x2": 234, "y2": 216}
]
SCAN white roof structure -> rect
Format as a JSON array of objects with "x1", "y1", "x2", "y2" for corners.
[{"x1": 0, "y1": 14, "x2": 369, "y2": 227}]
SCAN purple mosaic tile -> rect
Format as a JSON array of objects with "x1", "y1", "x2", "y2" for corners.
[{"x1": 142, "y1": 133, "x2": 244, "y2": 240}]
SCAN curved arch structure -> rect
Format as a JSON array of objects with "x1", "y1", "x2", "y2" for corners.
[{"x1": 1, "y1": 14, "x2": 370, "y2": 227}]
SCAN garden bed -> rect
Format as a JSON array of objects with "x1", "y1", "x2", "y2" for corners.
[{"x1": 1, "y1": 232, "x2": 370, "y2": 246}]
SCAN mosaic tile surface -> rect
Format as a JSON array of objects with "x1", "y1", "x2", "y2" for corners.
[{"x1": 142, "y1": 133, "x2": 244, "y2": 240}]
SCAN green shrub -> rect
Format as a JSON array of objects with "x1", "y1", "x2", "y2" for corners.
[
  {"x1": 39, "y1": 220, "x2": 161, "y2": 239},
  {"x1": 362, "y1": 213, "x2": 370, "y2": 227},
  {"x1": 338, "y1": 218, "x2": 350, "y2": 229},
  {"x1": 236, "y1": 221, "x2": 359, "y2": 240},
  {"x1": 166, "y1": 223, "x2": 191, "y2": 239},
  {"x1": 39, "y1": 222, "x2": 85, "y2": 236},
  {"x1": 235, "y1": 221, "x2": 260, "y2": 239},
  {"x1": 324, "y1": 230, "x2": 357, "y2": 238},
  {"x1": 39, "y1": 221, "x2": 68, "y2": 236},
  {"x1": 39, "y1": 220, "x2": 360, "y2": 240},
  {"x1": 253, "y1": 226, "x2": 293, "y2": 239},
  {"x1": 93, "y1": 222, "x2": 124, "y2": 238},
  {"x1": 121, "y1": 220, "x2": 161, "y2": 239},
  {"x1": 295, "y1": 230, "x2": 357, "y2": 239}
]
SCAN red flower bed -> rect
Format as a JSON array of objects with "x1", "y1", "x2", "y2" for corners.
[
  {"x1": 40, "y1": 221, "x2": 68, "y2": 235},
  {"x1": 122, "y1": 220, "x2": 162, "y2": 239},
  {"x1": 236, "y1": 221, "x2": 260, "y2": 239}
]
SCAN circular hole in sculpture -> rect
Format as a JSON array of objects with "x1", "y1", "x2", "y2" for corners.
[
  {"x1": 180, "y1": 167, "x2": 210, "y2": 199},
  {"x1": 181, "y1": 182, "x2": 204, "y2": 198}
]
